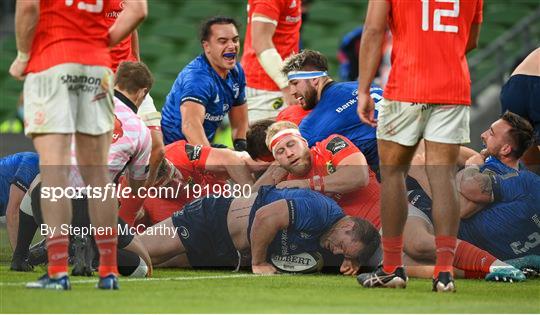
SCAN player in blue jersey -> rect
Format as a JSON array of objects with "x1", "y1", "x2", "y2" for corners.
[
  {"x1": 139, "y1": 185, "x2": 380, "y2": 274},
  {"x1": 161, "y1": 16, "x2": 248, "y2": 150},
  {"x1": 404, "y1": 112, "x2": 538, "y2": 263},
  {"x1": 280, "y1": 50, "x2": 382, "y2": 170}
]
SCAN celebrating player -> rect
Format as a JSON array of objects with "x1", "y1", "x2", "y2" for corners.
[
  {"x1": 357, "y1": 0, "x2": 483, "y2": 291},
  {"x1": 241, "y1": 0, "x2": 302, "y2": 121},
  {"x1": 9, "y1": 0, "x2": 147, "y2": 290},
  {"x1": 161, "y1": 16, "x2": 248, "y2": 150}
]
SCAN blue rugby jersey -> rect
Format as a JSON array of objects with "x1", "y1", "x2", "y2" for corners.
[{"x1": 0, "y1": 152, "x2": 39, "y2": 216}]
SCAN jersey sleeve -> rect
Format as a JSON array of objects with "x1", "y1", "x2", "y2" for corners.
[
  {"x1": 127, "y1": 123, "x2": 152, "y2": 181},
  {"x1": 491, "y1": 172, "x2": 532, "y2": 203},
  {"x1": 11, "y1": 153, "x2": 39, "y2": 192},
  {"x1": 321, "y1": 134, "x2": 360, "y2": 166},
  {"x1": 299, "y1": 119, "x2": 316, "y2": 147},
  {"x1": 233, "y1": 64, "x2": 247, "y2": 106},
  {"x1": 251, "y1": 0, "x2": 284, "y2": 21},
  {"x1": 473, "y1": 0, "x2": 483, "y2": 24},
  {"x1": 178, "y1": 72, "x2": 214, "y2": 108},
  {"x1": 288, "y1": 194, "x2": 344, "y2": 233}
]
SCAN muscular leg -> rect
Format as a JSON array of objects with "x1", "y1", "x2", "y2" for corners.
[
  {"x1": 33, "y1": 134, "x2": 73, "y2": 277},
  {"x1": 139, "y1": 218, "x2": 186, "y2": 265},
  {"x1": 75, "y1": 132, "x2": 118, "y2": 277},
  {"x1": 424, "y1": 140, "x2": 460, "y2": 277},
  {"x1": 403, "y1": 216, "x2": 436, "y2": 263},
  {"x1": 378, "y1": 139, "x2": 418, "y2": 272}
]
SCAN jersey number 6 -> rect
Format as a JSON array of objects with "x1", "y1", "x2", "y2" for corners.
[
  {"x1": 65, "y1": 0, "x2": 104, "y2": 13},
  {"x1": 421, "y1": 0, "x2": 459, "y2": 33}
]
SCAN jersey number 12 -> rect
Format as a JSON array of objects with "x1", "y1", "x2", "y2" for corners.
[
  {"x1": 421, "y1": 0, "x2": 459, "y2": 33},
  {"x1": 65, "y1": 0, "x2": 104, "y2": 13}
]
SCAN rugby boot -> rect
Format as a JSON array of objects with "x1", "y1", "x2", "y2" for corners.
[
  {"x1": 97, "y1": 274, "x2": 119, "y2": 290},
  {"x1": 26, "y1": 273, "x2": 71, "y2": 290},
  {"x1": 432, "y1": 271, "x2": 456, "y2": 292},
  {"x1": 357, "y1": 265, "x2": 408, "y2": 288},
  {"x1": 28, "y1": 239, "x2": 48, "y2": 266},
  {"x1": 485, "y1": 266, "x2": 526, "y2": 282},
  {"x1": 71, "y1": 235, "x2": 94, "y2": 276},
  {"x1": 505, "y1": 255, "x2": 540, "y2": 278}
]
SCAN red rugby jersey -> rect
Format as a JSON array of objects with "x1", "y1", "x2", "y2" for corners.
[
  {"x1": 241, "y1": 0, "x2": 302, "y2": 91},
  {"x1": 276, "y1": 105, "x2": 311, "y2": 126},
  {"x1": 287, "y1": 134, "x2": 381, "y2": 229},
  {"x1": 26, "y1": 0, "x2": 112, "y2": 73},
  {"x1": 383, "y1": 0, "x2": 483, "y2": 105},
  {"x1": 106, "y1": 0, "x2": 137, "y2": 72}
]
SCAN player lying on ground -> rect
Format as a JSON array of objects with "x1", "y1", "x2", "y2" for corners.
[
  {"x1": 120, "y1": 139, "x2": 270, "y2": 226},
  {"x1": 247, "y1": 121, "x2": 528, "y2": 280},
  {"x1": 139, "y1": 185, "x2": 380, "y2": 275},
  {"x1": 403, "y1": 112, "x2": 539, "y2": 263}
]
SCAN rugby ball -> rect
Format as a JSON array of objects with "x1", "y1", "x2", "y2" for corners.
[{"x1": 271, "y1": 252, "x2": 324, "y2": 274}]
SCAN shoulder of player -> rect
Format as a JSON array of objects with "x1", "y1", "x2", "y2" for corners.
[{"x1": 319, "y1": 134, "x2": 356, "y2": 155}]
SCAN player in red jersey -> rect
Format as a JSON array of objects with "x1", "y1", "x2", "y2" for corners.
[
  {"x1": 241, "y1": 0, "x2": 302, "y2": 121},
  {"x1": 356, "y1": 0, "x2": 483, "y2": 292},
  {"x1": 276, "y1": 104, "x2": 311, "y2": 127},
  {"x1": 9, "y1": 0, "x2": 147, "y2": 290},
  {"x1": 257, "y1": 121, "x2": 381, "y2": 229},
  {"x1": 120, "y1": 140, "x2": 261, "y2": 226},
  {"x1": 105, "y1": 0, "x2": 165, "y2": 188}
]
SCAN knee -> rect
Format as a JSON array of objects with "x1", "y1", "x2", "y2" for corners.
[{"x1": 405, "y1": 237, "x2": 436, "y2": 262}]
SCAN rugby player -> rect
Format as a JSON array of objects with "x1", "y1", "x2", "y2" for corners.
[
  {"x1": 281, "y1": 50, "x2": 382, "y2": 171},
  {"x1": 106, "y1": 0, "x2": 165, "y2": 186},
  {"x1": 357, "y1": 0, "x2": 483, "y2": 291},
  {"x1": 241, "y1": 0, "x2": 301, "y2": 121},
  {"x1": 276, "y1": 105, "x2": 311, "y2": 127},
  {"x1": 256, "y1": 121, "x2": 380, "y2": 229},
  {"x1": 139, "y1": 186, "x2": 380, "y2": 275},
  {"x1": 0, "y1": 152, "x2": 39, "y2": 271},
  {"x1": 500, "y1": 48, "x2": 540, "y2": 174},
  {"x1": 121, "y1": 139, "x2": 259, "y2": 226},
  {"x1": 247, "y1": 122, "x2": 524, "y2": 279},
  {"x1": 9, "y1": 0, "x2": 147, "y2": 290},
  {"x1": 161, "y1": 16, "x2": 248, "y2": 150}
]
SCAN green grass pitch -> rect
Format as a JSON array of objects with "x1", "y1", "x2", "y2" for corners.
[{"x1": 1, "y1": 266, "x2": 539, "y2": 313}]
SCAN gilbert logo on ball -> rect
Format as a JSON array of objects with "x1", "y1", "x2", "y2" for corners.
[{"x1": 271, "y1": 252, "x2": 324, "y2": 273}]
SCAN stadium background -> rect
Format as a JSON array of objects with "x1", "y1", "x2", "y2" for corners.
[{"x1": 1, "y1": 0, "x2": 539, "y2": 155}]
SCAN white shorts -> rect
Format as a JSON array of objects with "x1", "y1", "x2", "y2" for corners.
[
  {"x1": 24, "y1": 63, "x2": 114, "y2": 135},
  {"x1": 376, "y1": 99, "x2": 470, "y2": 146},
  {"x1": 246, "y1": 87, "x2": 284, "y2": 122},
  {"x1": 137, "y1": 93, "x2": 161, "y2": 128}
]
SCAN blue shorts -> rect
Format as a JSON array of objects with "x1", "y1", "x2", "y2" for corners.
[
  {"x1": 171, "y1": 196, "x2": 238, "y2": 267},
  {"x1": 500, "y1": 74, "x2": 540, "y2": 144}
]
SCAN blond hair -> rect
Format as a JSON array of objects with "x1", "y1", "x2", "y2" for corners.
[{"x1": 265, "y1": 121, "x2": 299, "y2": 149}]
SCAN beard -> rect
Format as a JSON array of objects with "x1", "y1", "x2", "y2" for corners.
[{"x1": 301, "y1": 86, "x2": 318, "y2": 110}]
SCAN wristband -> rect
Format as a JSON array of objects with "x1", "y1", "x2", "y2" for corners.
[
  {"x1": 17, "y1": 51, "x2": 30, "y2": 62},
  {"x1": 310, "y1": 175, "x2": 324, "y2": 193},
  {"x1": 233, "y1": 139, "x2": 247, "y2": 152}
]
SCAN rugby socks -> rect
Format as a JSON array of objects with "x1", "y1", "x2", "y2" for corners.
[
  {"x1": 13, "y1": 210, "x2": 38, "y2": 261},
  {"x1": 47, "y1": 234, "x2": 69, "y2": 278},
  {"x1": 453, "y1": 240, "x2": 497, "y2": 278},
  {"x1": 95, "y1": 228, "x2": 119, "y2": 277},
  {"x1": 434, "y1": 236, "x2": 457, "y2": 277},
  {"x1": 382, "y1": 235, "x2": 403, "y2": 274}
]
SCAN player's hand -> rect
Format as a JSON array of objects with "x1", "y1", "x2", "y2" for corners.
[
  {"x1": 276, "y1": 179, "x2": 309, "y2": 190},
  {"x1": 252, "y1": 262, "x2": 278, "y2": 274},
  {"x1": 281, "y1": 86, "x2": 299, "y2": 107},
  {"x1": 340, "y1": 258, "x2": 360, "y2": 276},
  {"x1": 357, "y1": 92, "x2": 377, "y2": 128},
  {"x1": 270, "y1": 165, "x2": 289, "y2": 184},
  {"x1": 9, "y1": 58, "x2": 27, "y2": 81},
  {"x1": 235, "y1": 151, "x2": 272, "y2": 172},
  {"x1": 465, "y1": 153, "x2": 485, "y2": 166}
]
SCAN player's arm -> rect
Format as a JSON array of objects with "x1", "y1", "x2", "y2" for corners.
[
  {"x1": 145, "y1": 129, "x2": 165, "y2": 187},
  {"x1": 131, "y1": 29, "x2": 140, "y2": 61},
  {"x1": 457, "y1": 166, "x2": 494, "y2": 204},
  {"x1": 466, "y1": 23, "x2": 482, "y2": 53},
  {"x1": 9, "y1": 0, "x2": 39, "y2": 80},
  {"x1": 228, "y1": 103, "x2": 249, "y2": 150},
  {"x1": 253, "y1": 163, "x2": 289, "y2": 191},
  {"x1": 204, "y1": 148, "x2": 254, "y2": 186},
  {"x1": 251, "y1": 13, "x2": 298, "y2": 106},
  {"x1": 6, "y1": 184, "x2": 25, "y2": 249},
  {"x1": 357, "y1": 0, "x2": 389, "y2": 127},
  {"x1": 123, "y1": 234, "x2": 152, "y2": 277},
  {"x1": 109, "y1": 0, "x2": 147, "y2": 47},
  {"x1": 180, "y1": 101, "x2": 211, "y2": 146},
  {"x1": 250, "y1": 200, "x2": 290, "y2": 274}
]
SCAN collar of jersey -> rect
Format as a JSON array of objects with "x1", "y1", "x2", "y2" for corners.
[{"x1": 114, "y1": 90, "x2": 138, "y2": 113}]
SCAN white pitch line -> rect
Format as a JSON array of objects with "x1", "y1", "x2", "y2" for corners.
[{"x1": 0, "y1": 273, "x2": 285, "y2": 287}]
